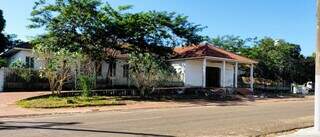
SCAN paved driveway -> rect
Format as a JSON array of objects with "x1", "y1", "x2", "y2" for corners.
[
  {"x1": 0, "y1": 92, "x2": 49, "y2": 117},
  {"x1": 0, "y1": 98, "x2": 314, "y2": 137}
]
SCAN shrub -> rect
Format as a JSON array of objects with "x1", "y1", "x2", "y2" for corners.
[{"x1": 78, "y1": 74, "x2": 95, "y2": 97}]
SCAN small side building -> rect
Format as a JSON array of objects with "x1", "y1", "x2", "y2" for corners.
[{"x1": 170, "y1": 43, "x2": 258, "y2": 89}]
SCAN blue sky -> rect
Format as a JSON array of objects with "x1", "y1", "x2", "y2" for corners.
[{"x1": 0, "y1": 0, "x2": 316, "y2": 56}]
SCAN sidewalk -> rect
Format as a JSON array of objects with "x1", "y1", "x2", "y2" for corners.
[
  {"x1": 0, "y1": 92, "x2": 315, "y2": 118},
  {"x1": 0, "y1": 92, "x2": 50, "y2": 117},
  {"x1": 280, "y1": 127, "x2": 320, "y2": 137}
]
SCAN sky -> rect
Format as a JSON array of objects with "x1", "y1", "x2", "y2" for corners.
[{"x1": 0, "y1": 0, "x2": 316, "y2": 56}]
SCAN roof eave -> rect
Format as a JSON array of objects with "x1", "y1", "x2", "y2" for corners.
[
  {"x1": 0, "y1": 48, "x2": 32, "y2": 57},
  {"x1": 169, "y1": 56, "x2": 258, "y2": 64}
]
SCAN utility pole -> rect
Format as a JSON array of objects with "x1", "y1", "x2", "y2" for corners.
[{"x1": 315, "y1": 0, "x2": 320, "y2": 131}]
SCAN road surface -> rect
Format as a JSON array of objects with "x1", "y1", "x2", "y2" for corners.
[{"x1": 0, "y1": 99, "x2": 314, "y2": 137}]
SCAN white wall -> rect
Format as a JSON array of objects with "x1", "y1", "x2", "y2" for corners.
[
  {"x1": 99, "y1": 60, "x2": 130, "y2": 86},
  {"x1": 170, "y1": 60, "x2": 204, "y2": 87},
  {"x1": 8, "y1": 50, "x2": 44, "y2": 70},
  {"x1": 184, "y1": 60, "x2": 203, "y2": 86},
  {"x1": 9, "y1": 50, "x2": 32, "y2": 64},
  {"x1": 170, "y1": 59, "x2": 235, "y2": 87}
]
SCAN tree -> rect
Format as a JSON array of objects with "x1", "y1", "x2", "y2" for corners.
[
  {"x1": 0, "y1": 9, "x2": 8, "y2": 52},
  {"x1": 33, "y1": 44, "x2": 84, "y2": 95},
  {"x1": 240, "y1": 38, "x2": 314, "y2": 85},
  {"x1": 210, "y1": 35, "x2": 256, "y2": 54},
  {"x1": 113, "y1": 10, "x2": 206, "y2": 57},
  {"x1": 5, "y1": 34, "x2": 25, "y2": 49},
  {"x1": 302, "y1": 54, "x2": 315, "y2": 82},
  {"x1": 29, "y1": 0, "x2": 205, "y2": 59},
  {"x1": 29, "y1": 0, "x2": 113, "y2": 60},
  {"x1": 128, "y1": 52, "x2": 179, "y2": 97}
]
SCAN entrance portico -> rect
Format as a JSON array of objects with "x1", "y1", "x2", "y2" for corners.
[{"x1": 202, "y1": 56, "x2": 255, "y2": 90}]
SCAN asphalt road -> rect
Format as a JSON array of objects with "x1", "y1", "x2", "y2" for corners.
[{"x1": 0, "y1": 100, "x2": 314, "y2": 137}]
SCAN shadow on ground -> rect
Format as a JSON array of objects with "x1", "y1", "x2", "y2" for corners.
[{"x1": 0, "y1": 121, "x2": 174, "y2": 137}]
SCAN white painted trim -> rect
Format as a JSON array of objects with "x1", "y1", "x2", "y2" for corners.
[
  {"x1": 250, "y1": 64, "x2": 254, "y2": 90},
  {"x1": 169, "y1": 56, "x2": 256, "y2": 64},
  {"x1": 0, "y1": 48, "x2": 33, "y2": 56},
  {"x1": 202, "y1": 57, "x2": 207, "y2": 87},
  {"x1": 12, "y1": 48, "x2": 32, "y2": 51},
  {"x1": 222, "y1": 61, "x2": 226, "y2": 87},
  {"x1": 168, "y1": 57, "x2": 205, "y2": 62},
  {"x1": 235, "y1": 62, "x2": 238, "y2": 88},
  {"x1": 206, "y1": 56, "x2": 237, "y2": 62}
]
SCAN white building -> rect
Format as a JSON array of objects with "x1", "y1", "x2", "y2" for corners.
[
  {"x1": 0, "y1": 43, "x2": 257, "y2": 91},
  {"x1": 170, "y1": 43, "x2": 257, "y2": 89},
  {"x1": 0, "y1": 45, "x2": 131, "y2": 89}
]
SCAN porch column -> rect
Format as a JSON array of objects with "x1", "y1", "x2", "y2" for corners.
[
  {"x1": 202, "y1": 57, "x2": 207, "y2": 87},
  {"x1": 222, "y1": 61, "x2": 226, "y2": 88},
  {"x1": 250, "y1": 64, "x2": 254, "y2": 90},
  {"x1": 234, "y1": 62, "x2": 238, "y2": 88}
]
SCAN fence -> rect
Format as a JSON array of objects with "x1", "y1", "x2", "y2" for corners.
[
  {"x1": 0, "y1": 67, "x2": 49, "y2": 91},
  {"x1": 253, "y1": 85, "x2": 291, "y2": 97},
  {"x1": 0, "y1": 67, "x2": 128, "y2": 91},
  {"x1": 0, "y1": 67, "x2": 183, "y2": 92}
]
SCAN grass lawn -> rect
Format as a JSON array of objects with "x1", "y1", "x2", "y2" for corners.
[{"x1": 17, "y1": 95, "x2": 126, "y2": 108}]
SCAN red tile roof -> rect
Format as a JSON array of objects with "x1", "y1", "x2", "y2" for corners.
[{"x1": 173, "y1": 43, "x2": 258, "y2": 64}]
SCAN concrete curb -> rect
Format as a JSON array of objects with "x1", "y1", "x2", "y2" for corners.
[
  {"x1": 0, "y1": 104, "x2": 199, "y2": 119},
  {"x1": 264, "y1": 125, "x2": 314, "y2": 137}
]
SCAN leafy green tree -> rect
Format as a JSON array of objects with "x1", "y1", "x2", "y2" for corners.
[
  {"x1": 29, "y1": 0, "x2": 205, "y2": 60},
  {"x1": 210, "y1": 35, "x2": 255, "y2": 54},
  {"x1": 30, "y1": 0, "x2": 112, "y2": 60},
  {"x1": 304, "y1": 55, "x2": 315, "y2": 81},
  {"x1": 248, "y1": 38, "x2": 311, "y2": 85},
  {"x1": 0, "y1": 9, "x2": 8, "y2": 52},
  {"x1": 5, "y1": 34, "x2": 25, "y2": 49},
  {"x1": 33, "y1": 45, "x2": 84, "y2": 95},
  {"x1": 114, "y1": 10, "x2": 205, "y2": 57},
  {"x1": 128, "y1": 52, "x2": 179, "y2": 97}
]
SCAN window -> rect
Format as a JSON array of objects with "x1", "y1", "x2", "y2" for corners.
[
  {"x1": 25, "y1": 56, "x2": 34, "y2": 68},
  {"x1": 95, "y1": 62, "x2": 102, "y2": 76},
  {"x1": 123, "y1": 64, "x2": 129, "y2": 78},
  {"x1": 109, "y1": 61, "x2": 116, "y2": 77}
]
